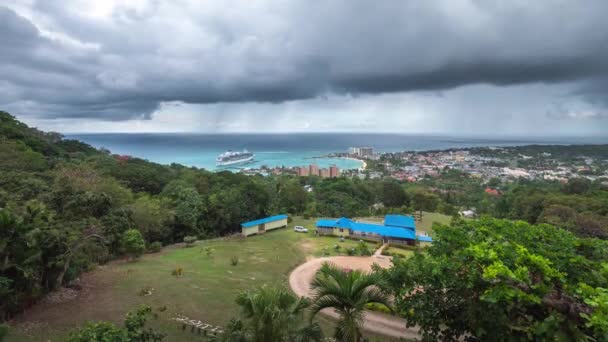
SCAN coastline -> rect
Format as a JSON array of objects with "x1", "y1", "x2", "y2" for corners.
[{"x1": 340, "y1": 156, "x2": 367, "y2": 170}]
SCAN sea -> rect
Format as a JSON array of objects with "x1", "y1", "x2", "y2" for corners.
[{"x1": 68, "y1": 133, "x2": 608, "y2": 171}]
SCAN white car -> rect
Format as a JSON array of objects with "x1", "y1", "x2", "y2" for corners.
[{"x1": 294, "y1": 226, "x2": 308, "y2": 233}]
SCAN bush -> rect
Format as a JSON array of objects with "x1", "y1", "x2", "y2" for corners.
[
  {"x1": 389, "y1": 243, "x2": 419, "y2": 252},
  {"x1": 121, "y1": 229, "x2": 146, "y2": 260},
  {"x1": 183, "y1": 236, "x2": 197, "y2": 247},
  {"x1": 171, "y1": 267, "x2": 183, "y2": 277},
  {"x1": 356, "y1": 241, "x2": 371, "y2": 256},
  {"x1": 147, "y1": 241, "x2": 162, "y2": 253},
  {"x1": 230, "y1": 256, "x2": 239, "y2": 266},
  {"x1": 287, "y1": 216, "x2": 293, "y2": 223},
  {"x1": 201, "y1": 246, "x2": 214, "y2": 257},
  {"x1": 346, "y1": 248, "x2": 356, "y2": 256}
]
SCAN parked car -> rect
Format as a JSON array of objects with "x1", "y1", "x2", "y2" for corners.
[{"x1": 294, "y1": 226, "x2": 308, "y2": 233}]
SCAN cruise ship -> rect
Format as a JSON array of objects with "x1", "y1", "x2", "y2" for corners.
[{"x1": 216, "y1": 149, "x2": 255, "y2": 167}]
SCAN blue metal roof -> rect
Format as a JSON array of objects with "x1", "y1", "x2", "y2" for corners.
[
  {"x1": 315, "y1": 216, "x2": 418, "y2": 240},
  {"x1": 351, "y1": 222, "x2": 416, "y2": 239},
  {"x1": 417, "y1": 235, "x2": 433, "y2": 242},
  {"x1": 316, "y1": 219, "x2": 337, "y2": 227},
  {"x1": 384, "y1": 215, "x2": 416, "y2": 229},
  {"x1": 241, "y1": 214, "x2": 288, "y2": 228},
  {"x1": 335, "y1": 217, "x2": 355, "y2": 228}
]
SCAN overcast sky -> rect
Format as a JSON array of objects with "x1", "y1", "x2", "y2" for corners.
[{"x1": 2, "y1": 0, "x2": 608, "y2": 135}]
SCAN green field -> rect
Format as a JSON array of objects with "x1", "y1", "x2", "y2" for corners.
[{"x1": 7, "y1": 215, "x2": 447, "y2": 341}]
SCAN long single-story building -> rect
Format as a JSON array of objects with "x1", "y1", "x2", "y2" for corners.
[
  {"x1": 316, "y1": 214, "x2": 432, "y2": 245},
  {"x1": 241, "y1": 214, "x2": 288, "y2": 237}
]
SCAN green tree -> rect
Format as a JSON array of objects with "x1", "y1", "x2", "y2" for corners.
[
  {"x1": 562, "y1": 177, "x2": 592, "y2": 195},
  {"x1": 380, "y1": 218, "x2": 608, "y2": 340},
  {"x1": 310, "y1": 263, "x2": 391, "y2": 342},
  {"x1": 278, "y1": 179, "x2": 308, "y2": 214},
  {"x1": 130, "y1": 195, "x2": 172, "y2": 243},
  {"x1": 380, "y1": 180, "x2": 409, "y2": 208},
  {"x1": 409, "y1": 189, "x2": 439, "y2": 218},
  {"x1": 162, "y1": 180, "x2": 204, "y2": 238},
  {"x1": 121, "y1": 229, "x2": 145, "y2": 260},
  {"x1": 219, "y1": 285, "x2": 323, "y2": 342}
]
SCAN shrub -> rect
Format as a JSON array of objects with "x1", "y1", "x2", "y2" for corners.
[
  {"x1": 333, "y1": 244, "x2": 341, "y2": 253},
  {"x1": 389, "y1": 243, "x2": 419, "y2": 252},
  {"x1": 356, "y1": 241, "x2": 371, "y2": 256},
  {"x1": 147, "y1": 241, "x2": 162, "y2": 253},
  {"x1": 172, "y1": 267, "x2": 183, "y2": 277},
  {"x1": 183, "y1": 236, "x2": 197, "y2": 247},
  {"x1": 346, "y1": 248, "x2": 356, "y2": 256},
  {"x1": 287, "y1": 216, "x2": 293, "y2": 223},
  {"x1": 201, "y1": 246, "x2": 214, "y2": 257},
  {"x1": 121, "y1": 229, "x2": 146, "y2": 260},
  {"x1": 230, "y1": 256, "x2": 239, "y2": 266}
]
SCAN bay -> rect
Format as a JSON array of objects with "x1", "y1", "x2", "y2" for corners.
[{"x1": 68, "y1": 133, "x2": 608, "y2": 171}]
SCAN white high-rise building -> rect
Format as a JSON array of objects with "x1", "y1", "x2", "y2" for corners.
[{"x1": 359, "y1": 147, "x2": 374, "y2": 157}]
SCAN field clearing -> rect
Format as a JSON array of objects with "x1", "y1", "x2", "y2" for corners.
[{"x1": 7, "y1": 215, "x2": 448, "y2": 341}]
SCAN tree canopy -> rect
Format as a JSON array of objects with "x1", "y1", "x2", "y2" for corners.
[{"x1": 379, "y1": 218, "x2": 608, "y2": 341}]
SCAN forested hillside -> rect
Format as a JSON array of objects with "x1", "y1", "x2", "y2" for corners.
[{"x1": 1, "y1": 110, "x2": 608, "y2": 326}]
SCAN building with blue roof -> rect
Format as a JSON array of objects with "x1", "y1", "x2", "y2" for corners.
[
  {"x1": 316, "y1": 214, "x2": 432, "y2": 245},
  {"x1": 241, "y1": 214, "x2": 288, "y2": 237}
]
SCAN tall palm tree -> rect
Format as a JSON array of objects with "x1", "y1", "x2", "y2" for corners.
[
  {"x1": 310, "y1": 262, "x2": 392, "y2": 342},
  {"x1": 219, "y1": 285, "x2": 323, "y2": 342}
]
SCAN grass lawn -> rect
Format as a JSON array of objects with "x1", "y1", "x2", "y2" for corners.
[
  {"x1": 415, "y1": 211, "x2": 452, "y2": 234},
  {"x1": 6, "y1": 215, "x2": 437, "y2": 341}
]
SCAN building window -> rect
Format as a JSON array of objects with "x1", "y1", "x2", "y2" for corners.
[{"x1": 339, "y1": 228, "x2": 344, "y2": 233}]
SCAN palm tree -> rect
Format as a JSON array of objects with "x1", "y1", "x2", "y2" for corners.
[
  {"x1": 310, "y1": 262, "x2": 392, "y2": 342},
  {"x1": 218, "y1": 285, "x2": 323, "y2": 342}
]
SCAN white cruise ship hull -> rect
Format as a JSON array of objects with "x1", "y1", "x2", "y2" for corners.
[{"x1": 216, "y1": 155, "x2": 255, "y2": 167}]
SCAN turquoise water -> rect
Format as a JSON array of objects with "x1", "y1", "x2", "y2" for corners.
[
  {"x1": 163, "y1": 151, "x2": 363, "y2": 170},
  {"x1": 69, "y1": 133, "x2": 607, "y2": 171}
]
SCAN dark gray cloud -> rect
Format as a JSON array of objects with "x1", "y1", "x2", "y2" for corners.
[{"x1": 2, "y1": 1, "x2": 608, "y2": 126}]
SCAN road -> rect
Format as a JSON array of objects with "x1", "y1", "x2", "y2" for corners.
[{"x1": 289, "y1": 255, "x2": 421, "y2": 340}]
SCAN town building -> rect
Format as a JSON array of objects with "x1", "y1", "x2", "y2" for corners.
[
  {"x1": 359, "y1": 147, "x2": 374, "y2": 157},
  {"x1": 316, "y1": 214, "x2": 432, "y2": 245},
  {"x1": 329, "y1": 164, "x2": 340, "y2": 177},
  {"x1": 241, "y1": 214, "x2": 288, "y2": 237},
  {"x1": 297, "y1": 167, "x2": 309, "y2": 177},
  {"x1": 309, "y1": 164, "x2": 319, "y2": 177},
  {"x1": 320, "y1": 168, "x2": 330, "y2": 178}
]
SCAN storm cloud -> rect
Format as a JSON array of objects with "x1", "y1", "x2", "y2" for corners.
[{"x1": 2, "y1": 0, "x2": 608, "y2": 134}]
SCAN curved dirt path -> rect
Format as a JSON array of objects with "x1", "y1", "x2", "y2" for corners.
[{"x1": 289, "y1": 255, "x2": 420, "y2": 340}]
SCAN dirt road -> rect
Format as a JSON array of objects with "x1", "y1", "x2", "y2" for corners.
[{"x1": 289, "y1": 255, "x2": 420, "y2": 340}]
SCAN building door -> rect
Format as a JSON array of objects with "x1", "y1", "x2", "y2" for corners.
[{"x1": 259, "y1": 223, "x2": 266, "y2": 234}]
